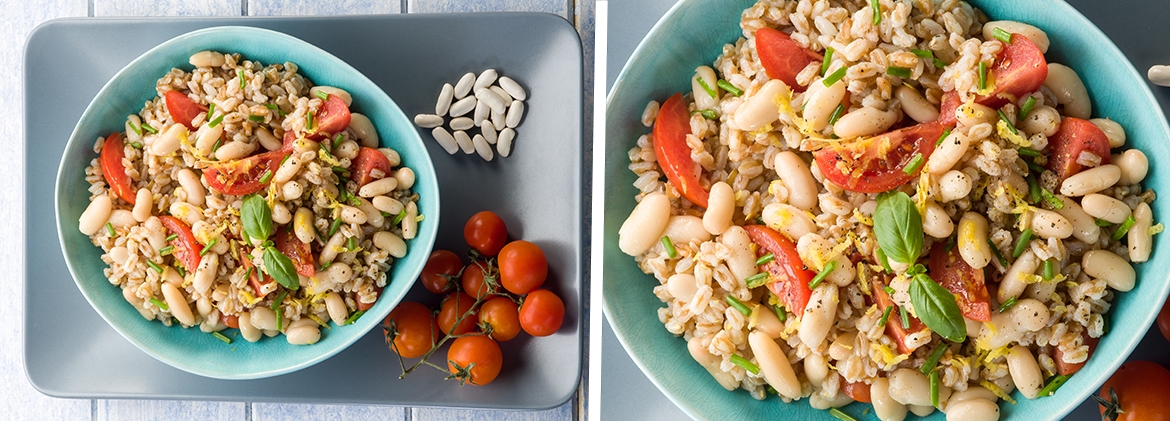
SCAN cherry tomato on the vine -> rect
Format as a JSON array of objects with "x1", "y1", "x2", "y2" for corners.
[
  {"x1": 479, "y1": 297, "x2": 521, "y2": 342},
  {"x1": 1097, "y1": 360, "x2": 1170, "y2": 421},
  {"x1": 462, "y1": 261, "x2": 496, "y2": 300},
  {"x1": 438, "y1": 292, "x2": 478, "y2": 335},
  {"x1": 384, "y1": 302, "x2": 438, "y2": 359},
  {"x1": 498, "y1": 240, "x2": 548, "y2": 295},
  {"x1": 420, "y1": 250, "x2": 462, "y2": 294},
  {"x1": 447, "y1": 335, "x2": 503, "y2": 386},
  {"x1": 519, "y1": 289, "x2": 564, "y2": 337},
  {"x1": 464, "y1": 211, "x2": 508, "y2": 257}
]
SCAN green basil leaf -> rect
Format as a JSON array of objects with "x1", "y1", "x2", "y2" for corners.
[
  {"x1": 909, "y1": 274, "x2": 966, "y2": 342},
  {"x1": 263, "y1": 247, "x2": 299, "y2": 290},
  {"x1": 873, "y1": 191, "x2": 924, "y2": 264},
  {"x1": 241, "y1": 193, "x2": 274, "y2": 242}
]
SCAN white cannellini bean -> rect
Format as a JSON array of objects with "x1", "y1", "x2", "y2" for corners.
[
  {"x1": 1060, "y1": 164, "x2": 1120, "y2": 197},
  {"x1": 1090, "y1": 118, "x2": 1126, "y2": 148},
  {"x1": 161, "y1": 282, "x2": 195, "y2": 326},
  {"x1": 1081, "y1": 194, "x2": 1130, "y2": 224},
  {"x1": 474, "y1": 69, "x2": 498, "y2": 91},
  {"x1": 132, "y1": 189, "x2": 152, "y2": 222},
  {"x1": 923, "y1": 202, "x2": 955, "y2": 239},
  {"x1": 124, "y1": 115, "x2": 144, "y2": 144},
  {"x1": 939, "y1": 170, "x2": 972, "y2": 202},
  {"x1": 956, "y1": 102, "x2": 997, "y2": 127},
  {"x1": 774, "y1": 151, "x2": 818, "y2": 211},
  {"x1": 619, "y1": 192, "x2": 671, "y2": 256},
  {"x1": 491, "y1": 107, "x2": 506, "y2": 131},
  {"x1": 702, "y1": 182, "x2": 734, "y2": 235},
  {"x1": 1006, "y1": 346, "x2": 1044, "y2": 399},
  {"x1": 402, "y1": 201, "x2": 419, "y2": 240},
  {"x1": 734, "y1": 79, "x2": 790, "y2": 131},
  {"x1": 506, "y1": 100, "x2": 524, "y2": 128},
  {"x1": 380, "y1": 148, "x2": 401, "y2": 167},
  {"x1": 272, "y1": 202, "x2": 291, "y2": 225},
  {"x1": 1009, "y1": 298, "x2": 1050, "y2": 332},
  {"x1": 928, "y1": 131, "x2": 972, "y2": 174},
  {"x1": 357, "y1": 198, "x2": 383, "y2": 227},
  {"x1": 1030, "y1": 209, "x2": 1073, "y2": 239},
  {"x1": 79, "y1": 195, "x2": 113, "y2": 235},
  {"x1": 1055, "y1": 196, "x2": 1101, "y2": 244},
  {"x1": 666, "y1": 273, "x2": 698, "y2": 302},
  {"x1": 687, "y1": 336, "x2": 739, "y2": 391},
  {"x1": 393, "y1": 167, "x2": 415, "y2": 190},
  {"x1": 662, "y1": 215, "x2": 711, "y2": 246},
  {"x1": 281, "y1": 180, "x2": 303, "y2": 201},
  {"x1": 177, "y1": 169, "x2": 205, "y2": 207},
  {"x1": 490, "y1": 85, "x2": 513, "y2": 105},
  {"x1": 957, "y1": 212, "x2": 992, "y2": 269},
  {"x1": 802, "y1": 76, "x2": 848, "y2": 130},
  {"x1": 325, "y1": 292, "x2": 348, "y2": 325},
  {"x1": 799, "y1": 285, "x2": 838, "y2": 349},
  {"x1": 804, "y1": 352, "x2": 830, "y2": 385},
  {"x1": 498, "y1": 128, "x2": 515, "y2": 157},
  {"x1": 474, "y1": 98, "x2": 490, "y2": 126},
  {"x1": 189, "y1": 50, "x2": 226, "y2": 68},
  {"x1": 273, "y1": 154, "x2": 303, "y2": 184},
  {"x1": 999, "y1": 249, "x2": 1039, "y2": 303},
  {"x1": 319, "y1": 232, "x2": 347, "y2": 266},
  {"x1": 979, "y1": 311, "x2": 1024, "y2": 350},
  {"x1": 1149, "y1": 65, "x2": 1170, "y2": 87},
  {"x1": 193, "y1": 253, "x2": 218, "y2": 294},
  {"x1": 107, "y1": 210, "x2": 135, "y2": 229},
  {"x1": 828, "y1": 332, "x2": 858, "y2": 361},
  {"x1": 692, "y1": 66, "x2": 721, "y2": 111},
  {"x1": 809, "y1": 389, "x2": 854, "y2": 410},
  {"x1": 372, "y1": 196, "x2": 404, "y2": 215},
  {"x1": 316, "y1": 263, "x2": 353, "y2": 291},
  {"x1": 720, "y1": 226, "x2": 758, "y2": 283},
  {"x1": 293, "y1": 207, "x2": 316, "y2": 244},
  {"x1": 498, "y1": 76, "x2": 526, "y2": 101},
  {"x1": 431, "y1": 127, "x2": 459, "y2": 155},
  {"x1": 169, "y1": 201, "x2": 203, "y2": 225},
  {"x1": 1043, "y1": 63, "x2": 1091, "y2": 119},
  {"x1": 448, "y1": 96, "x2": 476, "y2": 118},
  {"x1": 748, "y1": 331, "x2": 801, "y2": 400},
  {"x1": 871, "y1": 377, "x2": 908, "y2": 421},
  {"x1": 286, "y1": 321, "x2": 321, "y2": 345},
  {"x1": 373, "y1": 231, "x2": 407, "y2": 258},
  {"x1": 214, "y1": 140, "x2": 256, "y2": 161},
  {"x1": 983, "y1": 20, "x2": 1050, "y2": 53},
  {"x1": 796, "y1": 234, "x2": 854, "y2": 286},
  {"x1": 108, "y1": 246, "x2": 129, "y2": 266},
  {"x1": 946, "y1": 386, "x2": 998, "y2": 408},
  {"x1": 450, "y1": 117, "x2": 475, "y2": 131},
  {"x1": 482, "y1": 124, "x2": 498, "y2": 145},
  {"x1": 754, "y1": 305, "x2": 785, "y2": 339},
  {"x1": 340, "y1": 205, "x2": 367, "y2": 225},
  {"x1": 414, "y1": 114, "x2": 444, "y2": 128},
  {"x1": 162, "y1": 267, "x2": 183, "y2": 287},
  {"x1": 194, "y1": 122, "x2": 223, "y2": 156},
  {"x1": 946, "y1": 399, "x2": 1000, "y2": 421},
  {"x1": 1020, "y1": 105, "x2": 1061, "y2": 137},
  {"x1": 895, "y1": 85, "x2": 939, "y2": 123},
  {"x1": 194, "y1": 296, "x2": 212, "y2": 317},
  {"x1": 888, "y1": 369, "x2": 933, "y2": 406},
  {"x1": 238, "y1": 311, "x2": 262, "y2": 343},
  {"x1": 1130, "y1": 202, "x2": 1153, "y2": 263},
  {"x1": 454, "y1": 72, "x2": 476, "y2": 99},
  {"x1": 144, "y1": 216, "x2": 166, "y2": 250},
  {"x1": 256, "y1": 127, "x2": 281, "y2": 151},
  {"x1": 1115, "y1": 149, "x2": 1149, "y2": 185},
  {"x1": 453, "y1": 130, "x2": 475, "y2": 154},
  {"x1": 473, "y1": 134, "x2": 494, "y2": 161},
  {"x1": 151, "y1": 124, "x2": 186, "y2": 156},
  {"x1": 250, "y1": 307, "x2": 278, "y2": 331},
  {"x1": 358, "y1": 177, "x2": 398, "y2": 198},
  {"x1": 475, "y1": 88, "x2": 507, "y2": 114},
  {"x1": 349, "y1": 113, "x2": 379, "y2": 148},
  {"x1": 761, "y1": 203, "x2": 818, "y2": 240},
  {"x1": 833, "y1": 106, "x2": 898, "y2": 138},
  {"x1": 336, "y1": 141, "x2": 361, "y2": 160},
  {"x1": 311, "y1": 86, "x2": 353, "y2": 106}
]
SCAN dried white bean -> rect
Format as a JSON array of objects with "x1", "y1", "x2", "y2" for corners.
[
  {"x1": 1055, "y1": 196, "x2": 1100, "y2": 244},
  {"x1": 895, "y1": 85, "x2": 939, "y2": 123},
  {"x1": 161, "y1": 283, "x2": 194, "y2": 326},
  {"x1": 498, "y1": 128, "x2": 515, "y2": 157},
  {"x1": 454, "y1": 72, "x2": 476, "y2": 99},
  {"x1": 491, "y1": 107, "x2": 506, "y2": 131},
  {"x1": 799, "y1": 285, "x2": 838, "y2": 349},
  {"x1": 498, "y1": 76, "x2": 526, "y2": 101},
  {"x1": 506, "y1": 100, "x2": 524, "y2": 128},
  {"x1": 414, "y1": 114, "x2": 444, "y2": 129},
  {"x1": 1081, "y1": 194, "x2": 1130, "y2": 224},
  {"x1": 1090, "y1": 118, "x2": 1126, "y2": 148},
  {"x1": 692, "y1": 66, "x2": 721, "y2": 111},
  {"x1": 923, "y1": 202, "x2": 955, "y2": 239},
  {"x1": 311, "y1": 86, "x2": 352, "y2": 106},
  {"x1": 151, "y1": 124, "x2": 186, "y2": 156},
  {"x1": 1149, "y1": 65, "x2": 1170, "y2": 87},
  {"x1": 373, "y1": 231, "x2": 407, "y2": 258},
  {"x1": 957, "y1": 212, "x2": 992, "y2": 269},
  {"x1": 1030, "y1": 209, "x2": 1073, "y2": 239},
  {"x1": 687, "y1": 337, "x2": 739, "y2": 391},
  {"x1": 872, "y1": 377, "x2": 908, "y2": 421},
  {"x1": 475, "y1": 88, "x2": 507, "y2": 115},
  {"x1": 473, "y1": 134, "x2": 494, "y2": 161},
  {"x1": 450, "y1": 117, "x2": 475, "y2": 131},
  {"x1": 474, "y1": 69, "x2": 497, "y2": 91},
  {"x1": 703, "y1": 182, "x2": 734, "y2": 235},
  {"x1": 448, "y1": 96, "x2": 476, "y2": 118},
  {"x1": 132, "y1": 189, "x2": 152, "y2": 222},
  {"x1": 1083, "y1": 250, "x2": 1135, "y2": 291},
  {"x1": 431, "y1": 127, "x2": 458, "y2": 155},
  {"x1": 939, "y1": 170, "x2": 973, "y2": 202},
  {"x1": 1130, "y1": 202, "x2": 1153, "y2": 263},
  {"x1": 1006, "y1": 346, "x2": 1044, "y2": 399},
  {"x1": 490, "y1": 85, "x2": 513, "y2": 104},
  {"x1": 734, "y1": 79, "x2": 790, "y2": 131},
  {"x1": 1059, "y1": 164, "x2": 1120, "y2": 196},
  {"x1": 619, "y1": 192, "x2": 671, "y2": 256},
  {"x1": 983, "y1": 21, "x2": 1050, "y2": 53},
  {"x1": 1115, "y1": 149, "x2": 1148, "y2": 185},
  {"x1": 358, "y1": 177, "x2": 398, "y2": 198},
  {"x1": 474, "y1": 98, "x2": 490, "y2": 126},
  {"x1": 1043, "y1": 64, "x2": 1091, "y2": 119},
  {"x1": 453, "y1": 130, "x2": 475, "y2": 154},
  {"x1": 748, "y1": 331, "x2": 801, "y2": 399},
  {"x1": 189, "y1": 50, "x2": 226, "y2": 68}
]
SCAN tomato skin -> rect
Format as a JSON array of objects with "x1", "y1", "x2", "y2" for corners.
[
  {"x1": 937, "y1": 90, "x2": 961, "y2": 127},
  {"x1": 498, "y1": 240, "x2": 549, "y2": 295},
  {"x1": 438, "y1": 292, "x2": 479, "y2": 335},
  {"x1": 755, "y1": 27, "x2": 820, "y2": 92},
  {"x1": 1159, "y1": 294, "x2": 1170, "y2": 343},
  {"x1": 350, "y1": 147, "x2": 392, "y2": 187},
  {"x1": 274, "y1": 226, "x2": 315, "y2": 277},
  {"x1": 355, "y1": 285, "x2": 381, "y2": 311},
  {"x1": 461, "y1": 262, "x2": 496, "y2": 301},
  {"x1": 479, "y1": 297, "x2": 521, "y2": 341},
  {"x1": 653, "y1": 93, "x2": 709, "y2": 208},
  {"x1": 164, "y1": 90, "x2": 204, "y2": 131},
  {"x1": 420, "y1": 250, "x2": 462, "y2": 294},
  {"x1": 384, "y1": 302, "x2": 439, "y2": 359},
  {"x1": 238, "y1": 250, "x2": 273, "y2": 298},
  {"x1": 519, "y1": 289, "x2": 565, "y2": 337},
  {"x1": 309, "y1": 94, "x2": 352, "y2": 140},
  {"x1": 223, "y1": 314, "x2": 239, "y2": 329},
  {"x1": 841, "y1": 378, "x2": 871, "y2": 403},
  {"x1": 929, "y1": 242, "x2": 991, "y2": 322},
  {"x1": 158, "y1": 216, "x2": 202, "y2": 273},
  {"x1": 872, "y1": 278, "x2": 927, "y2": 355},
  {"x1": 1046, "y1": 117, "x2": 1111, "y2": 180},
  {"x1": 1054, "y1": 330, "x2": 1098, "y2": 375},
  {"x1": 938, "y1": 35, "x2": 1048, "y2": 126},
  {"x1": 1098, "y1": 360, "x2": 1170, "y2": 421},
  {"x1": 99, "y1": 132, "x2": 137, "y2": 205},
  {"x1": 815, "y1": 121, "x2": 943, "y2": 193},
  {"x1": 447, "y1": 335, "x2": 503, "y2": 386},
  {"x1": 464, "y1": 211, "x2": 508, "y2": 257},
  {"x1": 742, "y1": 225, "x2": 814, "y2": 314},
  {"x1": 202, "y1": 149, "x2": 290, "y2": 196}
]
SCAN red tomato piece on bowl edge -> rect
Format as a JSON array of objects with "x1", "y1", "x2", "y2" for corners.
[
  {"x1": 814, "y1": 121, "x2": 944, "y2": 193},
  {"x1": 351, "y1": 147, "x2": 392, "y2": 187},
  {"x1": 928, "y1": 241, "x2": 991, "y2": 322},
  {"x1": 653, "y1": 93, "x2": 709, "y2": 208},
  {"x1": 306, "y1": 94, "x2": 351, "y2": 140},
  {"x1": 742, "y1": 225, "x2": 814, "y2": 314},
  {"x1": 938, "y1": 34, "x2": 1048, "y2": 126},
  {"x1": 164, "y1": 90, "x2": 204, "y2": 131},
  {"x1": 1046, "y1": 117, "x2": 1111, "y2": 181},
  {"x1": 99, "y1": 132, "x2": 137, "y2": 205}
]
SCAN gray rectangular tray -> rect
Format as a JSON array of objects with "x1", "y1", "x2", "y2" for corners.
[{"x1": 24, "y1": 13, "x2": 582, "y2": 409}]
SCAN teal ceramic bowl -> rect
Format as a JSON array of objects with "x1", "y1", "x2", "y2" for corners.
[
  {"x1": 603, "y1": 0, "x2": 1170, "y2": 419},
  {"x1": 55, "y1": 26, "x2": 439, "y2": 380}
]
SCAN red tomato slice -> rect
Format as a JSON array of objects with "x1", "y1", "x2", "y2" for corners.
[
  {"x1": 274, "y1": 226, "x2": 315, "y2": 277},
  {"x1": 356, "y1": 285, "x2": 382, "y2": 311},
  {"x1": 351, "y1": 147, "x2": 392, "y2": 187},
  {"x1": 742, "y1": 225, "x2": 814, "y2": 314},
  {"x1": 1054, "y1": 330, "x2": 1098, "y2": 375},
  {"x1": 238, "y1": 250, "x2": 273, "y2": 298},
  {"x1": 841, "y1": 377, "x2": 872, "y2": 403},
  {"x1": 222, "y1": 314, "x2": 239, "y2": 329},
  {"x1": 158, "y1": 215, "x2": 202, "y2": 273},
  {"x1": 164, "y1": 90, "x2": 204, "y2": 131},
  {"x1": 202, "y1": 149, "x2": 290, "y2": 196},
  {"x1": 99, "y1": 132, "x2": 137, "y2": 205},
  {"x1": 814, "y1": 121, "x2": 944, "y2": 193},
  {"x1": 937, "y1": 35, "x2": 1048, "y2": 125},
  {"x1": 653, "y1": 93, "x2": 709, "y2": 207},
  {"x1": 1046, "y1": 117, "x2": 1111, "y2": 180},
  {"x1": 308, "y1": 94, "x2": 351, "y2": 140},
  {"x1": 928, "y1": 242, "x2": 991, "y2": 322},
  {"x1": 755, "y1": 27, "x2": 821, "y2": 92},
  {"x1": 937, "y1": 91, "x2": 962, "y2": 127},
  {"x1": 873, "y1": 278, "x2": 927, "y2": 355}
]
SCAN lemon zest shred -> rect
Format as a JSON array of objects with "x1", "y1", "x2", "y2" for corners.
[
  {"x1": 980, "y1": 379, "x2": 1017, "y2": 405},
  {"x1": 307, "y1": 314, "x2": 331, "y2": 329},
  {"x1": 853, "y1": 207, "x2": 873, "y2": 226},
  {"x1": 1150, "y1": 223, "x2": 1165, "y2": 235},
  {"x1": 997, "y1": 120, "x2": 1032, "y2": 147}
]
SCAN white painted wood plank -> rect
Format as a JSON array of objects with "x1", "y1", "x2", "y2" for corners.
[
  {"x1": 413, "y1": 399, "x2": 575, "y2": 421},
  {"x1": 94, "y1": 0, "x2": 242, "y2": 16},
  {"x1": 249, "y1": 0, "x2": 402, "y2": 16},
  {"x1": 253, "y1": 403, "x2": 407, "y2": 420},
  {"x1": 408, "y1": 0, "x2": 569, "y2": 17},
  {"x1": 93, "y1": 400, "x2": 247, "y2": 421}
]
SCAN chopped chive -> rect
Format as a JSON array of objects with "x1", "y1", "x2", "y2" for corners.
[
  {"x1": 830, "y1": 408, "x2": 859, "y2": 421},
  {"x1": 392, "y1": 210, "x2": 407, "y2": 226},
  {"x1": 726, "y1": 296, "x2": 752, "y2": 316},
  {"x1": 316, "y1": 89, "x2": 329, "y2": 101},
  {"x1": 332, "y1": 165, "x2": 346, "y2": 173},
  {"x1": 1113, "y1": 215, "x2": 1137, "y2": 241},
  {"x1": 884, "y1": 286, "x2": 896, "y2": 295},
  {"x1": 900, "y1": 306, "x2": 910, "y2": 329},
  {"x1": 129, "y1": 141, "x2": 143, "y2": 149},
  {"x1": 1095, "y1": 218, "x2": 1113, "y2": 226},
  {"x1": 159, "y1": 245, "x2": 175, "y2": 256},
  {"x1": 306, "y1": 111, "x2": 315, "y2": 131},
  {"x1": 1038, "y1": 374, "x2": 1071, "y2": 397},
  {"x1": 200, "y1": 239, "x2": 217, "y2": 256},
  {"x1": 945, "y1": 235, "x2": 957, "y2": 252},
  {"x1": 320, "y1": 260, "x2": 333, "y2": 271},
  {"x1": 661, "y1": 236, "x2": 678, "y2": 259},
  {"x1": 717, "y1": 79, "x2": 743, "y2": 97},
  {"x1": 828, "y1": 104, "x2": 845, "y2": 126},
  {"x1": 276, "y1": 307, "x2": 283, "y2": 331},
  {"x1": 328, "y1": 218, "x2": 343, "y2": 237},
  {"x1": 1018, "y1": 147, "x2": 1040, "y2": 157},
  {"x1": 380, "y1": 211, "x2": 392, "y2": 218},
  {"x1": 146, "y1": 260, "x2": 164, "y2": 274},
  {"x1": 212, "y1": 331, "x2": 232, "y2": 344},
  {"x1": 166, "y1": 234, "x2": 178, "y2": 242},
  {"x1": 756, "y1": 253, "x2": 775, "y2": 266},
  {"x1": 1027, "y1": 160, "x2": 1047, "y2": 176},
  {"x1": 175, "y1": 265, "x2": 187, "y2": 277},
  {"x1": 129, "y1": 120, "x2": 143, "y2": 136},
  {"x1": 773, "y1": 304, "x2": 787, "y2": 323},
  {"x1": 999, "y1": 296, "x2": 1019, "y2": 313},
  {"x1": 930, "y1": 370, "x2": 941, "y2": 407},
  {"x1": 207, "y1": 102, "x2": 216, "y2": 117},
  {"x1": 258, "y1": 170, "x2": 273, "y2": 185},
  {"x1": 238, "y1": 69, "x2": 246, "y2": 89},
  {"x1": 809, "y1": 260, "x2": 839, "y2": 289},
  {"x1": 243, "y1": 266, "x2": 254, "y2": 282},
  {"x1": 1013, "y1": 229, "x2": 1033, "y2": 258},
  {"x1": 212, "y1": 138, "x2": 223, "y2": 153},
  {"x1": 912, "y1": 49, "x2": 933, "y2": 59},
  {"x1": 149, "y1": 297, "x2": 169, "y2": 311},
  {"x1": 1025, "y1": 176, "x2": 1042, "y2": 205},
  {"x1": 993, "y1": 27, "x2": 1013, "y2": 44},
  {"x1": 921, "y1": 344, "x2": 948, "y2": 374},
  {"x1": 347, "y1": 236, "x2": 356, "y2": 251},
  {"x1": 695, "y1": 76, "x2": 717, "y2": 99},
  {"x1": 264, "y1": 103, "x2": 278, "y2": 111},
  {"x1": 105, "y1": 222, "x2": 116, "y2": 237},
  {"x1": 879, "y1": 306, "x2": 893, "y2": 327},
  {"x1": 988, "y1": 239, "x2": 1008, "y2": 267},
  {"x1": 933, "y1": 58, "x2": 947, "y2": 69},
  {"x1": 886, "y1": 66, "x2": 912, "y2": 78},
  {"x1": 344, "y1": 310, "x2": 366, "y2": 325},
  {"x1": 208, "y1": 114, "x2": 224, "y2": 128},
  {"x1": 271, "y1": 290, "x2": 287, "y2": 311},
  {"x1": 730, "y1": 354, "x2": 760, "y2": 375},
  {"x1": 870, "y1": 0, "x2": 881, "y2": 25},
  {"x1": 320, "y1": 143, "x2": 335, "y2": 160},
  {"x1": 278, "y1": 154, "x2": 292, "y2": 169},
  {"x1": 998, "y1": 109, "x2": 1018, "y2": 134},
  {"x1": 821, "y1": 47, "x2": 835, "y2": 76},
  {"x1": 876, "y1": 248, "x2": 893, "y2": 273},
  {"x1": 1019, "y1": 96, "x2": 1037, "y2": 119},
  {"x1": 1041, "y1": 189, "x2": 1064, "y2": 210},
  {"x1": 978, "y1": 61, "x2": 988, "y2": 90},
  {"x1": 694, "y1": 109, "x2": 718, "y2": 120},
  {"x1": 935, "y1": 128, "x2": 952, "y2": 146},
  {"x1": 1042, "y1": 258, "x2": 1056, "y2": 280},
  {"x1": 823, "y1": 66, "x2": 848, "y2": 87},
  {"x1": 903, "y1": 153, "x2": 925, "y2": 175},
  {"x1": 248, "y1": 114, "x2": 264, "y2": 122},
  {"x1": 142, "y1": 123, "x2": 158, "y2": 134}
]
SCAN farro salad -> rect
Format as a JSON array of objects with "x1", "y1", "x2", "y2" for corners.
[
  {"x1": 78, "y1": 50, "x2": 421, "y2": 345},
  {"x1": 618, "y1": 0, "x2": 1158, "y2": 419}
]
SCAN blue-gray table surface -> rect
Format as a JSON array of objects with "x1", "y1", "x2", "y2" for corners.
[
  {"x1": 7, "y1": 0, "x2": 594, "y2": 420},
  {"x1": 601, "y1": 0, "x2": 1170, "y2": 420}
]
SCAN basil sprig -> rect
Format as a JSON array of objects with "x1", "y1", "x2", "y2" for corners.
[
  {"x1": 242, "y1": 193, "x2": 274, "y2": 242},
  {"x1": 262, "y1": 246, "x2": 299, "y2": 290},
  {"x1": 906, "y1": 265, "x2": 966, "y2": 342},
  {"x1": 873, "y1": 191, "x2": 923, "y2": 264}
]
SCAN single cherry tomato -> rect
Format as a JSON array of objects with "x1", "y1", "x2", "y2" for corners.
[
  {"x1": 438, "y1": 292, "x2": 478, "y2": 335},
  {"x1": 274, "y1": 225, "x2": 315, "y2": 277},
  {"x1": 872, "y1": 278, "x2": 927, "y2": 355},
  {"x1": 1159, "y1": 294, "x2": 1170, "y2": 343},
  {"x1": 350, "y1": 147, "x2": 392, "y2": 187},
  {"x1": 384, "y1": 302, "x2": 439, "y2": 359},
  {"x1": 1054, "y1": 330, "x2": 1098, "y2": 375},
  {"x1": 755, "y1": 27, "x2": 821, "y2": 92},
  {"x1": 479, "y1": 297, "x2": 521, "y2": 342},
  {"x1": 742, "y1": 225, "x2": 814, "y2": 314},
  {"x1": 158, "y1": 215, "x2": 201, "y2": 273},
  {"x1": 814, "y1": 121, "x2": 944, "y2": 193},
  {"x1": 1098, "y1": 360, "x2": 1170, "y2": 421},
  {"x1": 653, "y1": 93, "x2": 709, "y2": 207},
  {"x1": 464, "y1": 211, "x2": 508, "y2": 256},
  {"x1": 99, "y1": 132, "x2": 137, "y2": 205},
  {"x1": 222, "y1": 314, "x2": 239, "y2": 329},
  {"x1": 1046, "y1": 117, "x2": 1111, "y2": 180},
  {"x1": 841, "y1": 377, "x2": 872, "y2": 403},
  {"x1": 164, "y1": 90, "x2": 204, "y2": 131},
  {"x1": 238, "y1": 250, "x2": 273, "y2": 298},
  {"x1": 938, "y1": 35, "x2": 1048, "y2": 126},
  {"x1": 447, "y1": 335, "x2": 503, "y2": 386},
  {"x1": 518, "y1": 289, "x2": 565, "y2": 337},
  {"x1": 308, "y1": 94, "x2": 352, "y2": 139},
  {"x1": 202, "y1": 149, "x2": 290, "y2": 195},
  {"x1": 462, "y1": 261, "x2": 496, "y2": 300},
  {"x1": 498, "y1": 240, "x2": 549, "y2": 295},
  {"x1": 929, "y1": 242, "x2": 991, "y2": 322},
  {"x1": 420, "y1": 250, "x2": 462, "y2": 294}
]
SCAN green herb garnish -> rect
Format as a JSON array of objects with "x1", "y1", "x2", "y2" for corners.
[
  {"x1": 873, "y1": 191, "x2": 923, "y2": 264},
  {"x1": 903, "y1": 153, "x2": 925, "y2": 175},
  {"x1": 828, "y1": 104, "x2": 845, "y2": 126},
  {"x1": 262, "y1": 247, "x2": 299, "y2": 290},
  {"x1": 824, "y1": 66, "x2": 848, "y2": 87},
  {"x1": 921, "y1": 344, "x2": 948, "y2": 374},
  {"x1": 730, "y1": 354, "x2": 760, "y2": 375},
  {"x1": 1019, "y1": 96, "x2": 1037, "y2": 119},
  {"x1": 886, "y1": 66, "x2": 912, "y2": 78},
  {"x1": 345, "y1": 310, "x2": 366, "y2": 325},
  {"x1": 1013, "y1": 229, "x2": 1033, "y2": 258},
  {"x1": 726, "y1": 296, "x2": 752, "y2": 316},
  {"x1": 212, "y1": 331, "x2": 232, "y2": 344},
  {"x1": 150, "y1": 297, "x2": 169, "y2": 311},
  {"x1": 105, "y1": 222, "x2": 116, "y2": 237},
  {"x1": 695, "y1": 75, "x2": 717, "y2": 99},
  {"x1": 809, "y1": 260, "x2": 838, "y2": 289},
  {"x1": 756, "y1": 253, "x2": 775, "y2": 266},
  {"x1": 998, "y1": 296, "x2": 1019, "y2": 313},
  {"x1": 241, "y1": 194, "x2": 274, "y2": 242},
  {"x1": 146, "y1": 260, "x2": 163, "y2": 274},
  {"x1": 661, "y1": 236, "x2": 678, "y2": 259},
  {"x1": 993, "y1": 27, "x2": 1013, "y2": 44},
  {"x1": 1113, "y1": 215, "x2": 1136, "y2": 241},
  {"x1": 821, "y1": 47, "x2": 835, "y2": 76}
]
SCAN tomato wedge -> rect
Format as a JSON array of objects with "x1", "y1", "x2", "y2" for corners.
[
  {"x1": 99, "y1": 132, "x2": 137, "y2": 205},
  {"x1": 1054, "y1": 330, "x2": 1098, "y2": 375},
  {"x1": 1046, "y1": 117, "x2": 1111, "y2": 180},
  {"x1": 351, "y1": 147, "x2": 392, "y2": 187},
  {"x1": 937, "y1": 90, "x2": 962, "y2": 127},
  {"x1": 158, "y1": 216, "x2": 202, "y2": 272},
  {"x1": 814, "y1": 121, "x2": 944, "y2": 193},
  {"x1": 308, "y1": 94, "x2": 351, "y2": 140},
  {"x1": 653, "y1": 93, "x2": 709, "y2": 207},
  {"x1": 239, "y1": 250, "x2": 273, "y2": 298},
  {"x1": 274, "y1": 226, "x2": 315, "y2": 277},
  {"x1": 938, "y1": 35, "x2": 1048, "y2": 126},
  {"x1": 928, "y1": 242, "x2": 991, "y2": 322},
  {"x1": 743, "y1": 225, "x2": 814, "y2": 314},
  {"x1": 356, "y1": 285, "x2": 382, "y2": 311},
  {"x1": 755, "y1": 27, "x2": 821, "y2": 92},
  {"x1": 165, "y1": 90, "x2": 204, "y2": 131},
  {"x1": 872, "y1": 278, "x2": 927, "y2": 355},
  {"x1": 841, "y1": 377, "x2": 872, "y2": 403},
  {"x1": 202, "y1": 149, "x2": 290, "y2": 196}
]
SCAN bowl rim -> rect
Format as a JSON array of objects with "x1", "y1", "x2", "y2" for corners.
[{"x1": 53, "y1": 25, "x2": 439, "y2": 380}]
